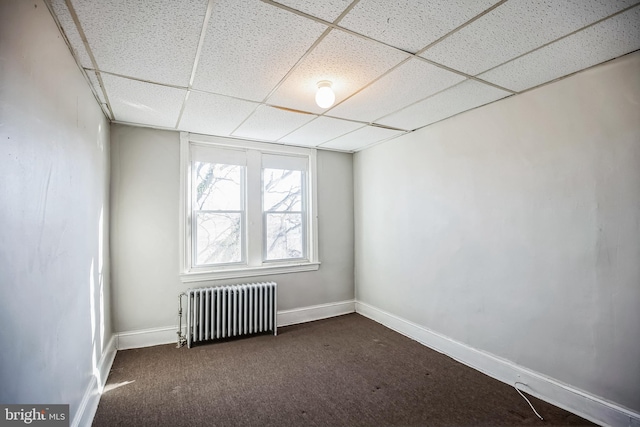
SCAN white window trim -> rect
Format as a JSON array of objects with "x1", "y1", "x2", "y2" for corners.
[{"x1": 179, "y1": 132, "x2": 320, "y2": 283}]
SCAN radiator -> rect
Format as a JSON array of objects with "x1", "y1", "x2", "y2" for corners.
[{"x1": 185, "y1": 282, "x2": 277, "y2": 348}]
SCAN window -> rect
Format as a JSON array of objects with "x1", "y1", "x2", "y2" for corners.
[
  {"x1": 192, "y1": 160, "x2": 245, "y2": 266},
  {"x1": 180, "y1": 133, "x2": 319, "y2": 282}
]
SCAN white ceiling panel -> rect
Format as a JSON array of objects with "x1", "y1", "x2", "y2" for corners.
[
  {"x1": 233, "y1": 105, "x2": 317, "y2": 141},
  {"x1": 179, "y1": 91, "x2": 259, "y2": 137},
  {"x1": 101, "y1": 74, "x2": 186, "y2": 128},
  {"x1": 320, "y1": 125, "x2": 405, "y2": 151},
  {"x1": 378, "y1": 80, "x2": 511, "y2": 131},
  {"x1": 48, "y1": 0, "x2": 640, "y2": 151},
  {"x1": 329, "y1": 58, "x2": 466, "y2": 123},
  {"x1": 421, "y1": 0, "x2": 638, "y2": 76},
  {"x1": 268, "y1": 29, "x2": 409, "y2": 114},
  {"x1": 86, "y1": 71, "x2": 106, "y2": 103},
  {"x1": 193, "y1": 0, "x2": 327, "y2": 102},
  {"x1": 279, "y1": 116, "x2": 364, "y2": 146},
  {"x1": 339, "y1": 0, "x2": 501, "y2": 53},
  {"x1": 478, "y1": 6, "x2": 640, "y2": 92},
  {"x1": 272, "y1": 0, "x2": 352, "y2": 22},
  {"x1": 50, "y1": 0, "x2": 92, "y2": 68},
  {"x1": 69, "y1": 0, "x2": 207, "y2": 86}
]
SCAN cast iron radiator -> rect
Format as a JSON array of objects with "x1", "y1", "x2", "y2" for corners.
[{"x1": 185, "y1": 282, "x2": 277, "y2": 348}]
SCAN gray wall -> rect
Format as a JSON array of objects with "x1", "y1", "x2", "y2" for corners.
[
  {"x1": 110, "y1": 124, "x2": 354, "y2": 333},
  {"x1": 0, "y1": 0, "x2": 112, "y2": 418},
  {"x1": 354, "y1": 52, "x2": 640, "y2": 412}
]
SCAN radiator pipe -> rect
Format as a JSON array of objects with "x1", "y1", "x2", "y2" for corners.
[{"x1": 177, "y1": 293, "x2": 187, "y2": 348}]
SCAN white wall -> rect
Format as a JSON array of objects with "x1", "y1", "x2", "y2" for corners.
[
  {"x1": 110, "y1": 124, "x2": 354, "y2": 334},
  {"x1": 354, "y1": 52, "x2": 640, "y2": 414},
  {"x1": 0, "y1": 0, "x2": 112, "y2": 424}
]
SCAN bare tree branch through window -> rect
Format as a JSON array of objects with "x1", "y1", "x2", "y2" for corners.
[
  {"x1": 263, "y1": 168, "x2": 304, "y2": 260},
  {"x1": 193, "y1": 162, "x2": 244, "y2": 265}
]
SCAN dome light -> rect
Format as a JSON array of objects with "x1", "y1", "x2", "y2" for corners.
[{"x1": 315, "y1": 80, "x2": 335, "y2": 109}]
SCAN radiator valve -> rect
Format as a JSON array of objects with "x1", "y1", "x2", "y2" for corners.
[{"x1": 177, "y1": 293, "x2": 187, "y2": 348}]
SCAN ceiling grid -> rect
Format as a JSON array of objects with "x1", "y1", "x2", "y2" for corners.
[
  {"x1": 174, "y1": 0, "x2": 217, "y2": 129},
  {"x1": 46, "y1": 0, "x2": 640, "y2": 152}
]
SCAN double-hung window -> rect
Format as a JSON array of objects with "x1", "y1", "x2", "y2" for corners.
[
  {"x1": 262, "y1": 154, "x2": 307, "y2": 262},
  {"x1": 191, "y1": 146, "x2": 246, "y2": 267},
  {"x1": 180, "y1": 133, "x2": 319, "y2": 282}
]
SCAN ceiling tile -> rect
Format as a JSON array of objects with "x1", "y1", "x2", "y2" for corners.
[
  {"x1": 193, "y1": 0, "x2": 327, "y2": 102},
  {"x1": 50, "y1": 0, "x2": 92, "y2": 68},
  {"x1": 339, "y1": 0, "x2": 500, "y2": 53},
  {"x1": 49, "y1": 0, "x2": 640, "y2": 152},
  {"x1": 233, "y1": 106, "x2": 317, "y2": 141},
  {"x1": 421, "y1": 0, "x2": 637, "y2": 76},
  {"x1": 69, "y1": 0, "x2": 207, "y2": 86},
  {"x1": 478, "y1": 6, "x2": 640, "y2": 92},
  {"x1": 378, "y1": 80, "x2": 511, "y2": 131},
  {"x1": 87, "y1": 71, "x2": 106, "y2": 103},
  {"x1": 272, "y1": 0, "x2": 352, "y2": 22},
  {"x1": 101, "y1": 74, "x2": 186, "y2": 128},
  {"x1": 179, "y1": 91, "x2": 258, "y2": 137},
  {"x1": 329, "y1": 58, "x2": 466, "y2": 123},
  {"x1": 268, "y1": 29, "x2": 409, "y2": 114},
  {"x1": 279, "y1": 116, "x2": 364, "y2": 146},
  {"x1": 320, "y1": 125, "x2": 405, "y2": 151}
]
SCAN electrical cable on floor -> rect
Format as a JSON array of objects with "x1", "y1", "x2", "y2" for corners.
[{"x1": 514, "y1": 381, "x2": 544, "y2": 420}]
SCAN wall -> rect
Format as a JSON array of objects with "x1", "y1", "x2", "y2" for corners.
[
  {"x1": 0, "y1": 0, "x2": 112, "y2": 425},
  {"x1": 354, "y1": 52, "x2": 640, "y2": 415},
  {"x1": 110, "y1": 124, "x2": 354, "y2": 335}
]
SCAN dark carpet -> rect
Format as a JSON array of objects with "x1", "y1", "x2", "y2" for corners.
[{"x1": 93, "y1": 314, "x2": 595, "y2": 426}]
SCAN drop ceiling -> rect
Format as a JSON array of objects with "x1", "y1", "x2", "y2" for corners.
[{"x1": 48, "y1": 0, "x2": 640, "y2": 152}]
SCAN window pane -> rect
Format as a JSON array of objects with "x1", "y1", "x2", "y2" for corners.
[
  {"x1": 195, "y1": 212, "x2": 242, "y2": 265},
  {"x1": 263, "y1": 168, "x2": 302, "y2": 212},
  {"x1": 193, "y1": 162, "x2": 243, "y2": 211},
  {"x1": 265, "y1": 213, "x2": 303, "y2": 260}
]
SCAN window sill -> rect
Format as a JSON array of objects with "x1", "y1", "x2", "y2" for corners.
[{"x1": 180, "y1": 262, "x2": 321, "y2": 283}]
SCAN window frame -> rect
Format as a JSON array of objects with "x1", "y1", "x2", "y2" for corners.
[
  {"x1": 191, "y1": 162, "x2": 246, "y2": 268},
  {"x1": 262, "y1": 167, "x2": 307, "y2": 263},
  {"x1": 179, "y1": 132, "x2": 320, "y2": 283}
]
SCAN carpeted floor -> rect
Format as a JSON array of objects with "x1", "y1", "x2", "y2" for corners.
[{"x1": 93, "y1": 314, "x2": 595, "y2": 426}]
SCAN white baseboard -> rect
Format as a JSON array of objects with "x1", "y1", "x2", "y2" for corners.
[
  {"x1": 96, "y1": 335, "x2": 118, "y2": 394},
  {"x1": 116, "y1": 326, "x2": 183, "y2": 350},
  {"x1": 277, "y1": 299, "x2": 355, "y2": 327},
  {"x1": 355, "y1": 301, "x2": 640, "y2": 427},
  {"x1": 72, "y1": 334, "x2": 117, "y2": 427},
  {"x1": 116, "y1": 299, "x2": 356, "y2": 350}
]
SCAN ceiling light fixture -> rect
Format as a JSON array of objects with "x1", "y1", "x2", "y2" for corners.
[{"x1": 315, "y1": 80, "x2": 335, "y2": 109}]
